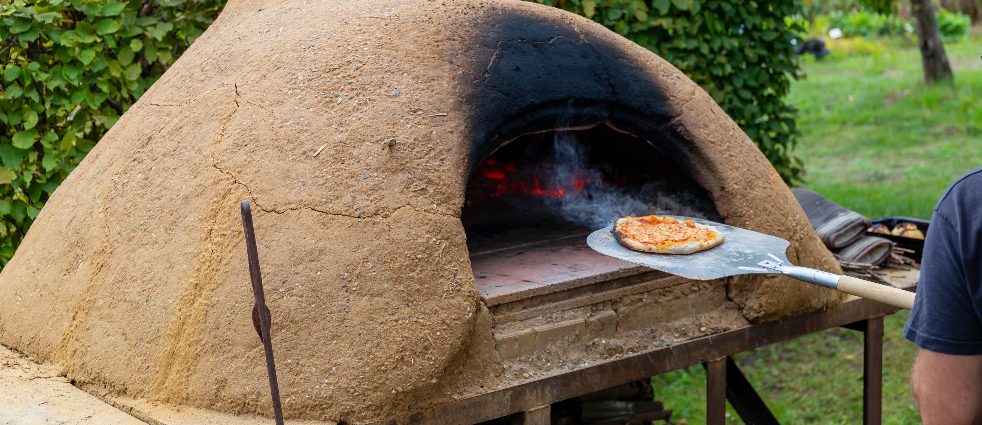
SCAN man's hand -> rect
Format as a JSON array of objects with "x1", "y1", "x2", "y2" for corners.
[{"x1": 911, "y1": 348, "x2": 982, "y2": 425}]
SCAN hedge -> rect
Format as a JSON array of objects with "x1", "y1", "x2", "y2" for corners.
[
  {"x1": 1, "y1": 0, "x2": 804, "y2": 266},
  {"x1": 0, "y1": 0, "x2": 224, "y2": 264}
]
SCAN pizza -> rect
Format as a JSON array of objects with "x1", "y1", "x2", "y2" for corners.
[{"x1": 613, "y1": 215, "x2": 724, "y2": 254}]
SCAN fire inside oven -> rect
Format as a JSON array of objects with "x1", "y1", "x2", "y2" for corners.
[{"x1": 462, "y1": 123, "x2": 720, "y2": 256}]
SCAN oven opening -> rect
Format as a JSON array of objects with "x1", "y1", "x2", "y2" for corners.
[{"x1": 463, "y1": 123, "x2": 719, "y2": 256}]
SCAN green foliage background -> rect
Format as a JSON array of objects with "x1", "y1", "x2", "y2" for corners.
[
  {"x1": 820, "y1": 9, "x2": 970, "y2": 41},
  {"x1": 532, "y1": 0, "x2": 806, "y2": 184},
  {"x1": 0, "y1": 0, "x2": 224, "y2": 263},
  {"x1": 0, "y1": 0, "x2": 805, "y2": 265}
]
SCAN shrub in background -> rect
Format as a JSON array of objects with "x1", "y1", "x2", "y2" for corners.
[
  {"x1": 0, "y1": 0, "x2": 224, "y2": 264},
  {"x1": 532, "y1": 0, "x2": 806, "y2": 184},
  {"x1": 828, "y1": 10, "x2": 912, "y2": 38},
  {"x1": 820, "y1": 9, "x2": 969, "y2": 42},
  {"x1": 936, "y1": 9, "x2": 971, "y2": 42}
]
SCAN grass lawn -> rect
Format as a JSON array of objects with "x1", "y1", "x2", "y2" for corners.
[
  {"x1": 651, "y1": 31, "x2": 981, "y2": 424},
  {"x1": 790, "y1": 32, "x2": 982, "y2": 219}
]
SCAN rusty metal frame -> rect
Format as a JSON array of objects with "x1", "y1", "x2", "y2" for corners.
[
  {"x1": 840, "y1": 315, "x2": 885, "y2": 424},
  {"x1": 705, "y1": 357, "x2": 727, "y2": 424},
  {"x1": 863, "y1": 317, "x2": 885, "y2": 425},
  {"x1": 399, "y1": 297, "x2": 902, "y2": 425},
  {"x1": 706, "y1": 356, "x2": 780, "y2": 425}
]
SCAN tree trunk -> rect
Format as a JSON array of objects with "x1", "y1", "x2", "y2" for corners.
[{"x1": 911, "y1": 0, "x2": 954, "y2": 84}]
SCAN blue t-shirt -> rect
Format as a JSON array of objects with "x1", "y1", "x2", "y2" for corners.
[{"x1": 904, "y1": 167, "x2": 982, "y2": 355}]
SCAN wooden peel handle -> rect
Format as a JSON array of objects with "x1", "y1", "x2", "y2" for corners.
[{"x1": 837, "y1": 275, "x2": 915, "y2": 310}]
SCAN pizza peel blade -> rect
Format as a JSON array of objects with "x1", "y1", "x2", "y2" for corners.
[
  {"x1": 586, "y1": 216, "x2": 915, "y2": 310},
  {"x1": 586, "y1": 216, "x2": 793, "y2": 281}
]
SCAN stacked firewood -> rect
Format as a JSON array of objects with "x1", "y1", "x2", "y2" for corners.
[{"x1": 836, "y1": 246, "x2": 918, "y2": 283}]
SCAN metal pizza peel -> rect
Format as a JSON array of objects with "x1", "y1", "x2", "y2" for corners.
[{"x1": 587, "y1": 216, "x2": 914, "y2": 309}]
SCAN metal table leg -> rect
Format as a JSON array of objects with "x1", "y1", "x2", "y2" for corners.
[
  {"x1": 725, "y1": 357, "x2": 780, "y2": 425},
  {"x1": 706, "y1": 357, "x2": 727, "y2": 425},
  {"x1": 863, "y1": 317, "x2": 884, "y2": 425},
  {"x1": 843, "y1": 316, "x2": 886, "y2": 425}
]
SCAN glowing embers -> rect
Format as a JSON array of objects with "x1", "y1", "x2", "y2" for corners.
[
  {"x1": 467, "y1": 158, "x2": 596, "y2": 200},
  {"x1": 461, "y1": 124, "x2": 722, "y2": 261}
]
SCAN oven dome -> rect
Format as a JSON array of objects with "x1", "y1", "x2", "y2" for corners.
[{"x1": 0, "y1": 0, "x2": 842, "y2": 422}]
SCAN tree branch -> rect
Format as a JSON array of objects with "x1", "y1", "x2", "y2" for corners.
[{"x1": 0, "y1": 38, "x2": 15, "y2": 58}]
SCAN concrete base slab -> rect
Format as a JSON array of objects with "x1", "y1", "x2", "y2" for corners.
[
  {"x1": 102, "y1": 394, "x2": 332, "y2": 425},
  {"x1": 0, "y1": 344, "x2": 332, "y2": 425},
  {"x1": 0, "y1": 345, "x2": 144, "y2": 425}
]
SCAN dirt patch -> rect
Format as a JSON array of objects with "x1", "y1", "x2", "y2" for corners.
[{"x1": 883, "y1": 89, "x2": 912, "y2": 106}]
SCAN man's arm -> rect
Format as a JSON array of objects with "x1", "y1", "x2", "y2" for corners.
[{"x1": 911, "y1": 348, "x2": 982, "y2": 425}]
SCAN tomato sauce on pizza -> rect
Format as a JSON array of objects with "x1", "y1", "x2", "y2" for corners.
[{"x1": 613, "y1": 215, "x2": 724, "y2": 254}]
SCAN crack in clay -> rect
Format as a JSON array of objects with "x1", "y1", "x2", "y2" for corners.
[
  {"x1": 206, "y1": 89, "x2": 460, "y2": 221},
  {"x1": 482, "y1": 35, "x2": 574, "y2": 82},
  {"x1": 476, "y1": 34, "x2": 592, "y2": 101},
  {"x1": 26, "y1": 374, "x2": 65, "y2": 381},
  {"x1": 661, "y1": 86, "x2": 702, "y2": 125},
  {"x1": 146, "y1": 83, "x2": 237, "y2": 108},
  {"x1": 559, "y1": 14, "x2": 589, "y2": 43},
  {"x1": 676, "y1": 85, "x2": 701, "y2": 116},
  {"x1": 211, "y1": 163, "x2": 458, "y2": 220},
  {"x1": 528, "y1": 20, "x2": 618, "y2": 99}
]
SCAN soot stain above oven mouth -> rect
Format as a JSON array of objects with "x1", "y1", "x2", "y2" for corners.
[{"x1": 461, "y1": 9, "x2": 691, "y2": 177}]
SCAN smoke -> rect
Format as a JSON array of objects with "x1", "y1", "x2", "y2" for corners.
[{"x1": 542, "y1": 130, "x2": 707, "y2": 229}]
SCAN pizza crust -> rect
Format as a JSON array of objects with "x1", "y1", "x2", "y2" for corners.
[{"x1": 613, "y1": 215, "x2": 724, "y2": 254}]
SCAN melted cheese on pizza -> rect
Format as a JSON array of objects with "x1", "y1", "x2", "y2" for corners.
[{"x1": 616, "y1": 215, "x2": 719, "y2": 249}]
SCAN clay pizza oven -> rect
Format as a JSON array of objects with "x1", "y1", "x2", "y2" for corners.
[{"x1": 0, "y1": 0, "x2": 842, "y2": 423}]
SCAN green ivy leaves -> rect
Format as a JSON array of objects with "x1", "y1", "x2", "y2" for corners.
[
  {"x1": 102, "y1": 2, "x2": 127, "y2": 16},
  {"x1": 95, "y1": 18, "x2": 121, "y2": 35},
  {"x1": 11, "y1": 130, "x2": 36, "y2": 149},
  {"x1": 3, "y1": 66, "x2": 20, "y2": 82},
  {"x1": 651, "y1": 0, "x2": 671, "y2": 14},
  {"x1": 0, "y1": 0, "x2": 225, "y2": 265},
  {"x1": 78, "y1": 48, "x2": 98, "y2": 65},
  {"x1": 532, "y1": 0, "x2": 805, "y2": 185}
]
